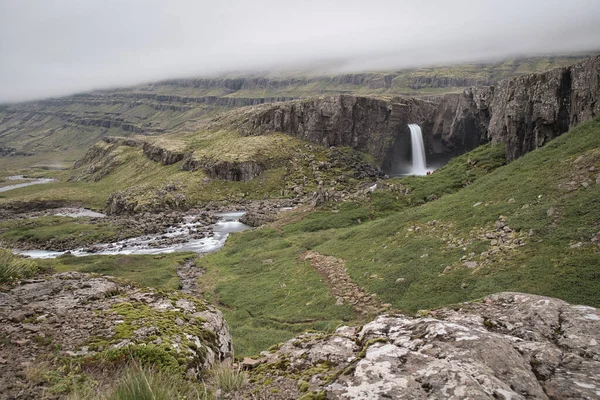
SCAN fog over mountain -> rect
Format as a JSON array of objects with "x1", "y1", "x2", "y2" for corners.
[{"x1": 1, "y1": 0, "x2": 600, "y2": 102}]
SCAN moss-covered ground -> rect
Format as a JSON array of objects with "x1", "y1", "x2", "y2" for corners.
[
  {"x1": 0, "y1": 130, "x2": 360, "y2": 211},
  {"x1": 0, "y1": 216, "x2": 124, "y2": 247}
]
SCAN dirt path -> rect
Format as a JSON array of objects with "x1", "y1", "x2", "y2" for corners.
[
  {"x1": 177, "y1": 255, "x2": 205, "y2": 296},
  {"x1": 302, "y1": 251, "x2": 389, "y2": 315}
]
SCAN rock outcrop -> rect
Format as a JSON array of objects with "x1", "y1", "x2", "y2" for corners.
[
  {"x1": 142, "y1": 141, "x2": 186, "y2": 165},
  {"x1": 486, "y1": 55, "x2": 600, "y2": 160},
  {"x1": 246, "y1": 292, "x2": 600, "y2": 399},
  {"x1": 182, "y1": 157, "x2": 265, "y2": 181},
  {"x1": 0, "y1": 272, "x2": 232, "y2": 399}
]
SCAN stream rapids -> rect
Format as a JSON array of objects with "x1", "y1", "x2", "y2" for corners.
[{"x1": 16, "y1": 211, "x2": 251, "y2": 259}]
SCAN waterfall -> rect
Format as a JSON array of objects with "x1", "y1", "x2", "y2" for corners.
[{"x1": 408, "y1": 124, "x2": 427, "y2": 175}]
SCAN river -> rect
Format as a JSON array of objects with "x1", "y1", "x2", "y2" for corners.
[
  {"x1": 0, "y1": 175, "x2": 57, "y2": 193},
  {"x1": 16, "y1": 211, "x2": 251, "y2": 259}
]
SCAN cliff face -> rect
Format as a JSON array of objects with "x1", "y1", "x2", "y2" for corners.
[
  {"x1": 487, "y1": 55, "x2": 600, "y2": 160},
  {"x1": 237, "y1": 95, "x2": 440, "y2": 167},
  {"x1": 434, "y1": 55, "x2": 599, "y2": 160},
  {"x1": 234, "y1": 55, "x2": 599, "y2": 164},
  {"x1": 430, "y1": 87, "x2": 493, "y2": 152}
]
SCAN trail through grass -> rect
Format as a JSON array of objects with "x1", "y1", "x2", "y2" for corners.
[{"x1": 200, "y1": 117, "x2": 600, "y2": 356}]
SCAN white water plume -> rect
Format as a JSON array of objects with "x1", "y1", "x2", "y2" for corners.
[{"x1": 408, "y1": 124, "x2": 428, "y2": 175}]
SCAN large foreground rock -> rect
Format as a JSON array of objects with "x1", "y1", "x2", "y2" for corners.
[
  {"x1": 0, "y1": 272, "x2": 232, "y2": 399},
  {"x1": 246, "y1": 292, "x2": 600, "y2": 399}
]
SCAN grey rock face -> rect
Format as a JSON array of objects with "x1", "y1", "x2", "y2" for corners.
[
  {"x1": 431, "y1": 86, "x2": 494, "y2": 152},
  {"x1": 446, "y1": 55, "x2": 600, "y2": 161},
  {"x1": 237, "y1": 95, "x2": 439, "y2": 166},
  {"x1": 142, "y1": 141, "x2": 185, "y2": 165},
  {"x1": 250, "y1": 292, "x2": 600, "y2": 399},
  {"x1": 231, "y1": 55, "x2": 600, "y2": 164},
  {"x1": 182, "y1": 157, "x2": 265, "y2": 181}
]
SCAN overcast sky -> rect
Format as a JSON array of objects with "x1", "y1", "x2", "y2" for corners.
[{"x1": 1, "y1": 0, "x2": 600, "y2": 102}]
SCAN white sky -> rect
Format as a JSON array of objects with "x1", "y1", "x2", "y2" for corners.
[{"x1": 1, "y1": 0, "x2": 599, "y2": 102}]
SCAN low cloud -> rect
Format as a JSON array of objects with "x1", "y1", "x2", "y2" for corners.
[{"x1": 1, "y1": 0, "x2": 599, "y2": 102}]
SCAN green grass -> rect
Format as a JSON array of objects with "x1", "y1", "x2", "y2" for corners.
[
  {"x1": 0, "y1": 216, "x2": 123, "y2": 246},
  {"x1": 200, "y1": 117, "x2": 600, "y2": 356},
  {"x1": 37, "y1": 253, "x2": 195, "y2": 290},
  {"x1": 208, "y1": 362, "x2": 247, "y2": 394},
  {"x1": 104, "y1": 366, "x2": 205, "y2": 400},
  {"x1": 197, "y1": 228, "x2": 355, "y2": 356},
  {"x1": 69, "y1": 364, "x2": 207, "y2": 400}
]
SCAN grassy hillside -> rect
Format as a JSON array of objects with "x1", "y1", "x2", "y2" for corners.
[
  {"x1": 198, "y1": 117, "x2": 600, "y2": 356},
  {"x1": 151, "y1": 55, "x2": 593, "y2": 99},
  {"x1": 0, "y1": 129, "x2": 374, "y2": 212}
]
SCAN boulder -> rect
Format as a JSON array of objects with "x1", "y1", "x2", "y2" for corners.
[{"x1": 245, "y1": 292, "x2": 600, "y2": 399}]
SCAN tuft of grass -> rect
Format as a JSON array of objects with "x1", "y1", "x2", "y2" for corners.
[
  {"x1": 37, "y1": 253, "x2": 194, "y2": 290},
  {"x1": 68, "y1": 364, "x2": 207, "y2": 400},
  {"x1": 0, "y1": 247, "x2": 45, "y2": 283},
  {"x1": 208, "y1": 361, "x2": 247, "y2": 394},
  {"x1": 105, "y1": 366, "x2": 205, "y2": 400}
]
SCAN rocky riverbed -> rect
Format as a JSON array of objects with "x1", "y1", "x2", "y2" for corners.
[
  {"x1": 4, "y1": 198, "x2": 303, "y2": 258},
  {"x1": 13, "y1": 211, "x2": 248, "y2": 258}
]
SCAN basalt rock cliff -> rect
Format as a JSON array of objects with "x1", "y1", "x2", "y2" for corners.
[
  {"x1": 228, "y1": 55, "x2": 600, "y2": 166},
  {"x1": 434, "y1": 54, "x2": 600, "y2": 160},
  {"x1": 227, "y1": 95, "x2": 441, "y2": 170},
  {"x1": 487, "y1": 54, "x2": 599, "y2": 160}
]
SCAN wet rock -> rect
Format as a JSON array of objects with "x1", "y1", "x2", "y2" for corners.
[{"x1": 239, "y1": 210, "x2": 277, "y2": 227}]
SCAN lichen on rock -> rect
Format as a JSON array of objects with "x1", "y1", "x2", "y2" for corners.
[
  {"x1": 241, "y1": 292, "x2": 600, "y2": 399},
  {"x1": 0, "y1": 272, "x2": 232, "y2": 398}
]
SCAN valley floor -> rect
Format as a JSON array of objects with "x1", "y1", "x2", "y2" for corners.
[{"x1": 0, "y1": 117, "x2": 599, "y2": 398}]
